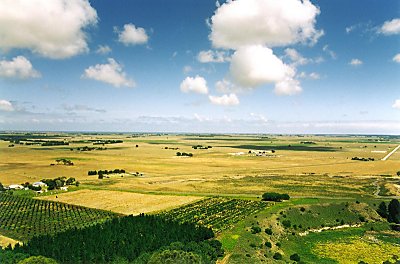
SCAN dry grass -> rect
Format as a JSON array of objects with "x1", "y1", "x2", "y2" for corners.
[
  {"x1": 37, "y1": 189, "x2": 202, "y2": 215},
  {"x1": 1, "y1": 134, "x2": 399, "y2": 197},
  {"x1": 0, "y1": 235, "x2": 20, "y2": 248}
]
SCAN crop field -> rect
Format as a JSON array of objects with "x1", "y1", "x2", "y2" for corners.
[
  {"x1": 1, "y1": 132, "x2": 399, "y2": 263},
  {"x1": 0, "y1": 193, "x2": 117, "y2": 241},
  {"x1": 159, "y1": 198, "x2": 268, "y2": 232},
  {"x1": 38, "y1": 189, "x2": 202, "y2": 215}
]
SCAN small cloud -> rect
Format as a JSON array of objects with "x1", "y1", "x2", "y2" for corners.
[
  {"x1": 393, "y1": 53, "x2": 400, "y2": 63},
  {"x1": 0, "y1": 56, "x2": 41, "y2": 79},
  {"x1": 379, "y1": 18, "x2": 400, "y2": 35},
  {"x1": 194, "y1": 113, "x2": 210, "y2": 122},
  {"x1": 172, "y1": 51, "x2": 178, "y2": 58},
  {"x1": 96, "y1": 45, "x2": 112, "y2": 55},
  {"x1": 0, "y1": 99, "x2": 15, "y2": 111},
  {"x1": 180, "y1": 75, "x2": 208, "y2": 94},
  {"x1": 393, "y1": 99, "x2": 400, "y2": 109},
  {"x1": 197, "y1": 50, "x2": 229, "y2": 63},
  {"x1": 309, "y1": 72, "x2": 320, "y2": 80},
  {"x1": 349, "y1": 58, "x2": 363, "y2": 66},
  {"x1": 284, "y1": 48, "x2": 309, "y2": 66},
  {"x1": 208, "y1": 93, "x2": 239, "y2": 106},
  {"x1": 215, "y1": 79, "x2": 237, "y2": 93},
  {"x1": 62, "y1": 104, "x2": 106, "y2": 113},
  {"x1": 250, "y1": 112, "x2": 268, "y2": 123},
  {"x1": 82, "y1": 58, "x2": 135, "y2": 88},
  {"x1": 183, "y1": 65, "x2": 193, "y2": 74},
  {"x1": 115, "y1": 23, "x2": 149, "y2": 46},
  {"x1": 322, "y1": 45, "x2": 337, "y2": 59}
]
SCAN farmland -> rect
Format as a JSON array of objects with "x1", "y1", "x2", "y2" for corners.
[
  {"x1": 0, "y1": 193, "x2": 117, "y2": 241},
  {"x1": 1, "y1": 132, "x2": 400, "y2": 263}
]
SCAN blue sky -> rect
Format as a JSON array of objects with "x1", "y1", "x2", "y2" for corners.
[{"x1": 0, "y1": 0, "x2": 399, "y2": 134}]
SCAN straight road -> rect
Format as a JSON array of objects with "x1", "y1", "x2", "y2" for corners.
[{"x1": 381, "y1": 144, "x2": 400, "y2": 161}]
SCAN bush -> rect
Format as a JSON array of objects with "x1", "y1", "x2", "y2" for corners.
[
  {"x1": 273, "y1": 252, "x2": 282, "y2": 260},
  {"x1": 262, "y1": 192, "x2": 290, "y2": 202},
  {"x1": 282, "y1": 220, "x2": 291, "y2": 228},
  {"x1": 290, "y1": 253, "x2": 301, "y2": 262},
  {"x1": 265, "y1": 228, "x2": 273, "y2": 235},
  {"x1": 251, "y1": 226, "x2": 261, "y2": 234},
  {"x1": 264, "y1": 241, "x2": 272, "y2": 248}
]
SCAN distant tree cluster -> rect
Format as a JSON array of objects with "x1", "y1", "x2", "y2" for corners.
[
  {"x1": 300, "y1": 141, "x2": 316, "y2": 144},
  {"x1": 41, "y1": 141, "x2": 69, "y2": 146},
  {"x1": 93, "y1": 140, "x2": 123, "y2": 145},
  {"x1": 176, "y1": 152, "x2": 193, "y2": 157},
  {"x1": 41, "y1": 177, "x2": 77, "y2": 190},
  {"x1": 10, "y1": 214, "x2": 218, "y2": 263},
  {"x1": 71, "y1": 146, "x2": 107, "y2": 152},
  {"x1": 164, "y1": 147, "x2": 179, "y2": 150},
  {"x1": 192, "y1": 145, "x2": 212, "y2": 150},
  {"x1": 351, "y1": 157, "x2": 375, "y2": 161},
  {"x1": 88, "y1": 169, "x2": 126, "y2": 176},
  {"x1": 55, "y1": 159, "x2": 74, "y2": 166},
  {"x1": 262, "y1": 192, "x2": 290, "y2": 202}
]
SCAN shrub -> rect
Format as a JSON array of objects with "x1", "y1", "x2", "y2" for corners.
[
  {"x1": 264, "y1": 241, "x2": 272, "y2": 248},
  {"x1": 273, "y1": 252, "x2": 282, "y2": 260},
  {"x1": 265, "y1": 228, "x2": 273, "y2": 235},
  {"x1": 282, "y1": 220, "x2": 291, "y2": 228},
  {"x1": 290, "y1": 253, "x2": 301, "y2": 262},
  {"x1": 251, "y1": 226, "x2": 261, "y2": 234}
]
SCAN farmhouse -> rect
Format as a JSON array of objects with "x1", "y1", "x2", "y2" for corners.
[
  {"x1": 8, "y1": 184, "x2": 24, "y2": 190},
  {"x1": 32, "y1": 182, "x2": 47, "y2": 188}
]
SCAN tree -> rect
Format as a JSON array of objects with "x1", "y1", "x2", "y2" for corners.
[
  {"x1": 148, "y1": 250, "x2": 203, "y2": 264},
  {"x1": 18, "y1": 256, "x2": 58, "y2": 264},
  {"x1": 290, "y1": 253, "x2": 301, "y2": 262},
  {"x1": 66, "y1": 177, "x2": 75, "y2": 185},
  {"x1": 0, "y1": 182, "x2": 5, "y2": 192},
  {"x1": 273, "y1": 252, "x2": 282, "y2": 260},
  {"x1": 397, "y1": 171, "x2": 400, "y2": 176},
  {"x1": 388, "y1": 199, "x2": 400, "y2": 224},
  {"x1": 377, "y1": 201, "x2": 388, "y2": 218}
]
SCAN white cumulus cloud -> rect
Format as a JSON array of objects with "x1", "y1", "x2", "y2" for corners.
[
  {"x1": 0, "y1": 56, "x2": 41, "y2": 79},
  {"x1": 393, "y1": 53, "x2": 400, "y2": 63},
  {"x1": 0, "y1": 99, "x2": 15, "y2": 111},
  {"x1": 230, "y1": 45, "x2": 299, "y2": 94},
  {"x1": 197, "y1": 50, "x2": 229, "y2": 63},
  {"x1": 82, "y1": 58, "x2": 135, "y2": 88},
  {"x1": 393, "y1": 99, "x2": 400, "y2": 109},
  {"x1": 180, "y1": 75, "x2": 208, "y2": 94},
  {"x1": 0, "y1": 0, "x2": 97, "y2": 59},
  {"x1": 379, "y1": 18, "x2": 400, "y2": 35},
  {"x1": 209, "y1": 0, "x2": 323, "y2": 49},
  {"x1": 115, "y1": 24, "x2": 149, "y2": 46},
  {"x1": 209, "y1": 93, "x2": 239, "y2": 106},
  {"x1": 349, "y1": 58, "x2": 363, "y2": 66}
]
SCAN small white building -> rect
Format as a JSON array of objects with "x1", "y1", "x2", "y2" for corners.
[
  {"x1": 8, "y1": 184, "x2": 24, "y2": 190},
  {"x1": 60, "y1": 186, "x2": 68, "y2": 191},
  {"x1": 32, "y1": 182, "x2": 47, "y2": 188}
]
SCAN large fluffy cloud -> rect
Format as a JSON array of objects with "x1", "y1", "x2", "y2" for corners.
[
  {"x1": 0, "y1": 99, "x2": 15, "y2": 112},
  {"x1": 0, "y1": 56, "x2": 40, "y2": 79},
  {"x1": 379, "y1": 18, "x2": 400, "y2": 35},
  {"x1": 115, "y1": 24, "x2": 149, "y2": 46},
  {"x1": 180, "y1": 76, "x2": 208, "y2": 94},
  {"x1": 209, "y1": 0, "x2": 323, "y2": 49},
  {"x1": 0, "y1": 0, "x2": 97, "y2": 59},
  {"x1": 209, "y1": 93, "x2": 239, "y2": 106},
  {"x1": 82, "y1": 58, "x2": 135, "y2": 88},
  {"x1": 230, "y1": 45, "x2": 300, "y2": 95}
]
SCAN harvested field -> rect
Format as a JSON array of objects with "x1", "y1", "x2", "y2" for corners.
[{"x1": 38, "y1": 189, "x2": 203, "y2": 215}]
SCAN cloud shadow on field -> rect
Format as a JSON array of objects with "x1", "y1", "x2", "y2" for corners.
[{"x1": 228, "y1": 144, "x2": 339, "y2": 152}]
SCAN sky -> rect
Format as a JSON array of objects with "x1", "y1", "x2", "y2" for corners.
[{"x1": 0, "y1": 0, "x2": 399, "y2": 134}]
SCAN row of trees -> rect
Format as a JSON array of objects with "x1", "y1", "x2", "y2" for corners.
[
  {"x1": 177, "y1": 152, "x2": 193, "y2": 157},
  {"x1": 9, "y1": 214, "x2": 218, "y2": 263},
  {"x1": 88, "y1": 169, "x2": 126, "y2": 176},
  {"x1": 262, "y1": 192, "x2": 290, "y2": 202},
  {"x1": 41, "y1": 177, "x2": 77, "y2": 190},
  {"x1": 351, "y1": 157, "x2": 375, "y2": 161}
]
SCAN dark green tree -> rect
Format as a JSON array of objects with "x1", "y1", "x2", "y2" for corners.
[
  {"x1": 388, "y1": 199, "x2": 400, "y2": 224},
  {"x1": 377, "y1": 201, "x2": 388, "y2": 218}
]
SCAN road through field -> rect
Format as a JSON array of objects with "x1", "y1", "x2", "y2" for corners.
[{"x1": 381, "y1": 144, "x2": 400, "y2": 161}]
